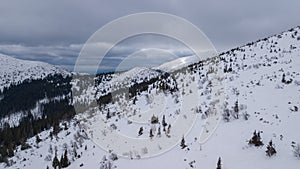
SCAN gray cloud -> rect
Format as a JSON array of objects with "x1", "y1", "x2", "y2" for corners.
[
  {"x1": 0, "y1": 44, "x2": 81, "y2": 70},
  {"x1": 0, "y1": 0, "x2": 299, "y2": 72}
]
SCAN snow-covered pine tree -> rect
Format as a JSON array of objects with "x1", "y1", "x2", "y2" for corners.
[
  {"x1": 60, "y1": 149, "x2": 70, "y2": 168},
  {"x1": 167, "y1": 124, "x2": 171, "y2": 135},
  {"x1": 292, "y1": 143, "x2": 300, "y2": 158},
  {"x1": 157, "y1": 126, "x2": 161, "y2": 137},
  {"x1": 233, "y1": 100, "x2": 239, "y2": 119},
  {"x1": 180, "y1": 136, "x2": 187, "y2": 149},
  {"x1": 282, "y1": 73, "x2": 286, "y2": 83},
  {"x1": 52, "y1": 153, "x2": 60, "y2": 169},
  {"x1": 222, "y1": 109, "x2": 230, "y2": 122},
  {"x1": 106, "y1": 109, "x2": 111, "y2": 119},
  {"x1": 36, "y1": 135, "x2": 42, "y2": 145},
  {"x1": 266, "y1": 140, "x2": 277, "y2": 157},
  {"x1": 151, "y1": 115, "x2": 158, "y2": 124},
  {"x1": 149, "y1": 129, "x2": 154, "y2": 138},
  {"x1": 133, "y1": 96, "x2": 137, "y2": 105},
  {"x1": 248, "y1": 130, "x2": 263, "y2": 147},
  {"x1": 138, "y1": 127, "x2": 143, "y2": 136},
  {"x1": 216, "y1": 157, "x2": 222, "y2": 169},
  {"x1": 162, "y1": 115, "x2": 167, "y2": 131},
  {"x1": 60, "y1": 154, "x2": 64, "y2": 168}
]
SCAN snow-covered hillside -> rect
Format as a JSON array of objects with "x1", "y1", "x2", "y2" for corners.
[
  {"x1": 0, "y1": 53, "x2": 69, "y2": 92},
  {"x1": 1, "y1": 26, "x2": 300, "y2": 169},
  {"x1": 94, "y1": 67, "x2": 162, "y2": 98},
  {"x1": 0, "y1": 54, "x2": 72, "y2": 129}
]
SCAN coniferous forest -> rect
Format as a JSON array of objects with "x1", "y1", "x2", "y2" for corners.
[{"x1": 0, "y1": 74, "x2": 75, "y2": 162}]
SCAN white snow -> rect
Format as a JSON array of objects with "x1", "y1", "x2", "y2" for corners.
[{"x1": 1, "y1": 26, "x2": 300, "y2": 169}]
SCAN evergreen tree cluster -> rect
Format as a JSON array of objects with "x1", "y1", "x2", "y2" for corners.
[
  {"x1": 137, "y1": 115, "x2": 171, "y2": 138},
  {"x1": 222, "y1": 100, "x2": 240, "y2": 122},
  {"x1": 0, "y1": 98, "x2": 75, "y2": 162},
  {"x1": 248, "y1": 130, "x2": 264, "y2": 147},
  {"x1": 248, "y1": 131, "x2": 278, "y2": 157},
  {"x1": 0, "y1": 74, "x2": 72, "y2": 118},
  {"x1": 52, "y1": 150, "x2": 70, "y2": 169},
  {"x1": 0, "y1": 74, "x2": 75, "y2": 162}
]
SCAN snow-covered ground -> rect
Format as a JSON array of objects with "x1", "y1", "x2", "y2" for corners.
[{"x1": 1, "y1": 26, "x2": 300, "y2": 169}]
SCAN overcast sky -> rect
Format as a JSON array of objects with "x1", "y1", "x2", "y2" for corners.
[{"x1": 0, "y1": 0, "x2": 299, "y2": 72}]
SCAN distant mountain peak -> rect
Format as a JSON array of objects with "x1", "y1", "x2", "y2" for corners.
[{"x1": 0, "y1": 53, "x2": 69, "y2": 91}]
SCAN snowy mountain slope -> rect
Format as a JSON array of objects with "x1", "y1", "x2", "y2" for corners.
[
  {"x1": 0, "y1": 54, "x2": 72, "y2": 128},
  {"x1": 94, "y1": 67, "x2": 163, "y2": 98},
  {"x1": 95, "y1": 55, "x2": 203, "y2": 98},
  {"x1": 105, "y1": 67, "x2": 161, "y2": 90},
  {"x1": 1, "y1": 26, "x2": 300, "y2": 169},
  {"x1": 0, "y1": 53, "x2": 69, "y2": 92}
]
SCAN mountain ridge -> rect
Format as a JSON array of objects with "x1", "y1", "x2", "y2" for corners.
[{"x1": 0, "y1": 53, "x2": 69, "y2": 92}]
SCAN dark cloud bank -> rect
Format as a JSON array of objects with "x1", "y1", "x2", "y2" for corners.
[{"x1": 0, "y1": 0, "x2": 299, "y2": 72}]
